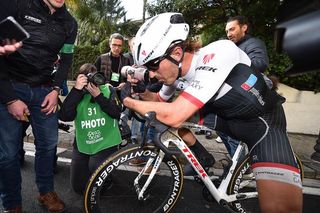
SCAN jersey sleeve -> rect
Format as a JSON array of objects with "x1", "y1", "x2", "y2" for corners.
[
  {"x1": 157, "y1": 84, "x2": 177, "y2": 102},
  {"x1": 181, "y1": 40, "x2": 251, "y2": 109}
]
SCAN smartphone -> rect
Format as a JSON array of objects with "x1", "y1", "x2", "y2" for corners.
[{"x1": 0, "y1": 16, "x2": 30, "y2": 43}]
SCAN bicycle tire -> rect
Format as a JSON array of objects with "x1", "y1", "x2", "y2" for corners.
[
  {"x1": 84, "y1": 144, "x2": 184, "y2": 213},
  {"x1": 226, "y1": 154, "x2": 304, "y2": 213}
]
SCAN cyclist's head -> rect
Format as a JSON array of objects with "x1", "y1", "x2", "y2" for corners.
[{"x1": 133, "y1": 12, "x2": 189, "y2": 70}]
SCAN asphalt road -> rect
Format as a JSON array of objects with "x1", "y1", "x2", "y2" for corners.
[{"x1": 1, "y1": 155, "x2": 320, "y2": 213}]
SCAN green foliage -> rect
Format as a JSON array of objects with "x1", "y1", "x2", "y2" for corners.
[
  {"x1": 144, "y1": 0, "x2": 319, "y2": 92},
  {"x1": 66, "y1": 0, "x2": 319, "y2": 92}
]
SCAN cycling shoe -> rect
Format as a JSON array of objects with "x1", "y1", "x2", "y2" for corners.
[{"x1": 183, "y1": 154, "x2": 215, "y2": 176}]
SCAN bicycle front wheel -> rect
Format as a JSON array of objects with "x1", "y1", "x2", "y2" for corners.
[{"x1": 84, "y1": 144, "x2": 184, "y2": 213}]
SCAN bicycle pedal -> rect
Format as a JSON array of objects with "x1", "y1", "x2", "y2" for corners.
[{"x1": 194, "y1": 176, "x2": 204, "y2": 185}]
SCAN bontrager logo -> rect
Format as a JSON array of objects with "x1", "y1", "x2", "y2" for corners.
[
  {"x1": 163, "y1": 161, "x2": 181, "y2": 212},
  {"x1": 24, "y1": 15, "x2": 41, "y2": 23}
]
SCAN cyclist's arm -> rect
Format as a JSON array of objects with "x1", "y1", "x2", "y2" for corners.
[
  {"x1": 123, "y1": 94, "x2": 198, "y2": 128},
  {"x1": 138, "y1": 89, "x2": 159, "y2": 101}
]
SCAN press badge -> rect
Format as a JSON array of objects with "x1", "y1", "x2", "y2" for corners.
[{"x1": 111, "y1": 72, "x2": 120, "y2": 82}]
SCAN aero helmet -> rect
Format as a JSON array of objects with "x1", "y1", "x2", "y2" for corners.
[{"x1": 133, "y1": 12, "x2": 189, "y2": 67}]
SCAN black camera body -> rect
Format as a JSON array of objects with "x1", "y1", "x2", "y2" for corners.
[{"x1": 86, "y1": 72, "x2": 106, "y2": 86}]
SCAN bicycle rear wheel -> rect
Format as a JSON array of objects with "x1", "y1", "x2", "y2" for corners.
[
  {"x1": 227, "y1": 156, "x2": 259, "y2": 213},
  {"x1": 227, "y1": 154, "x2": 304, "y2": 213},
  {"x1": 84, "y1": 144, "x2": 184, "y2": 213}
]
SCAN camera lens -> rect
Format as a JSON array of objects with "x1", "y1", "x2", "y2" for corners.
[{"x1": 87, "y1": 72, "x2": 106, "y2": 86}]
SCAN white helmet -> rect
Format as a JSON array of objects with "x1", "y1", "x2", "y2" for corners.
[{"x1": 134, "y1": 12, "x2": 189, "y2": 67}]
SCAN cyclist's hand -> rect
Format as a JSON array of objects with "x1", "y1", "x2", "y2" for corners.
[
  {"x1": 120, "y1": 82, "x2": 132, "y2": 103},
  {"x1": 132, "y1": 80, "x2": 146, "y2": 93}
]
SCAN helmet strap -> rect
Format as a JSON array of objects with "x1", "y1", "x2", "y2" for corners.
[{"x1": 166, "y1": 48, "x2": 185, "y2": 80}]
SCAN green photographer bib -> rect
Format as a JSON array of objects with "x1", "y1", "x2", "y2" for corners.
[{"x1": 75, "y1": 85, "x2": 121, "y2": 154}]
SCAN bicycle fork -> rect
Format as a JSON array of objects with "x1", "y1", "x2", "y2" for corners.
[{"x1": 133, "y1": 144, "x2": 167, "y2": 201}]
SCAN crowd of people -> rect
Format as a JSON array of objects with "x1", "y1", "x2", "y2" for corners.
[{"x1": 0, "y1": 1, "x2": 302, "y2": 213}]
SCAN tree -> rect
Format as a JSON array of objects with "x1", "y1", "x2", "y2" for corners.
[
  {"x1": 144, "y1": 0, "x2": 320, "y2": 92},
  {"x1": 66, "y1": 0, "x2": 126, "y2": 48}
]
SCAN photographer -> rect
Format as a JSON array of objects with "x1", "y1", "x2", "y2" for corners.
[{"x1": 59, "y1": 63, "x2": 122, "y2": 194}]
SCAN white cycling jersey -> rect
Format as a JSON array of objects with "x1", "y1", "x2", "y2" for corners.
[
  {"x1": 158, "y1": 40, "x2": 251, "y2": 108},
  {"x1": 158, "y1": 40, "x2": 301, "y2": 188}
]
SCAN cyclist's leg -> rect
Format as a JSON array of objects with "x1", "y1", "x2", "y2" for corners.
[
  {"x1": 178, "y1": 128, "x2": 215, "y2": 175},
  {"x1": 252, "y1": 127, "x2": 302, "y2": 213},
  {"x1": 257, "y1": 180, "x2": 302, "y2": 213},
  {"x1": 231, "y1": 105, "x2": 302, "y2": 213}
]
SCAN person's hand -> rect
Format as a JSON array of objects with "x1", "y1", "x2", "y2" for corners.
[
  {"x1": 41, "y1": 90, "x2": 59, "y2": 115},
  {"x1": 120, "y1": 82, "x2": 132, "y2": 103},
  {"x1": 85, "y1": 82, "x2": 101, "y2": 98},
  {"x1": 0, "y1": 40, "x2": 22, "y2": 55},
  {"x1": 116, "y1": 82, "x2": 126, "y2": 90},
  {"x1": 132, "y1": 80, "x2": 146, "y2": 93},
  {"x1": 74, "y1": 74, "x2": 88, "y2": 90},
  {"x1": 7, "y1": 99, "x2": 30, "y2": 121}
]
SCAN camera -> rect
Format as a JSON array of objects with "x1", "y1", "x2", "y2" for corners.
[
  {"x1": 121, "y1": 66, "x2": 149, "y2": 83},
  {"x1": 86, "y1": 72, "x2": 106, "y2": 86}
]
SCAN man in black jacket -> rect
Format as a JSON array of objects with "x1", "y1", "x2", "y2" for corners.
[
  {"x1": 225, "y1": 15, "x2": 269, "y2": 73},
  {"x1": 94, "y1": 33, "x2": 131, "y2": 89},
  {"x1": 215, "y1": 15, "x2": 270, "y2": 157},
  {"x1": 0, "y1": 0, "x2": 77, "y2": 212}
]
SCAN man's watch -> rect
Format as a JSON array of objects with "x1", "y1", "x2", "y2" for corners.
[{"x1": 52, "y1": 86, "x2": 62, "y2": 94}]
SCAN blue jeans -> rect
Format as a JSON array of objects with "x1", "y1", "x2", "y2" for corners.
[
  {"x1": 140, "y1": 122, "x2": 156, "y2": 142},
  {"x1": 130, "y1": 117, "x2": 141, "y2": 140},
  {"x1": 200, "y1": 112, "x2": 240, "y2": 157},
  {"x1": 217, "y1": 131, "x2": 240, "y2": 157},
  {"x1": 0, "y1": 82, "x2": 58, "y2": 209}
]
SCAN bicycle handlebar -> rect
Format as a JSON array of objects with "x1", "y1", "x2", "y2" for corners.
[{"x1": 143, "y1": 112, "x2": 181, "y2": 156}]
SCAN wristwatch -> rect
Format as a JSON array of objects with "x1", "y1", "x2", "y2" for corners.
[{"x1": 52, "y1": 86, "x2": 62, "y2": 94}]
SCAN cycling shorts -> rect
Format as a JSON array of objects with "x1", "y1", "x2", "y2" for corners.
[{"x1": 202, "y1": 105, "x2": 302, "y2": 188}]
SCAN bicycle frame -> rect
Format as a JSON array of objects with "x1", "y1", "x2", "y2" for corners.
[{"x1": 135, "y1": 126, "x2": 258, "y2": 207}]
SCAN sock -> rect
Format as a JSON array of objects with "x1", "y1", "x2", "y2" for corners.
[{"x1": 189, "y1": 140, "x2": 215, "y2": 166}]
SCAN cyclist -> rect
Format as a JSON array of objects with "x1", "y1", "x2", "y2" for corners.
[{"x1": 121, "y1": 12, "x2": 302, "y2": 213}]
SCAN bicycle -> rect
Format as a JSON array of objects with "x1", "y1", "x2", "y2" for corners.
[{"x1": 84, "y1": 111, "x2": 303, "y2": 213}]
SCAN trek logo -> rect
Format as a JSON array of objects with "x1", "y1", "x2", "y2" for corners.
[
  {"x1": 182, "y1": 146, "x2": 207, "y2": 178},
  {"x1": 142, "y1": 50, "x2": 154, "y2": 63},
  {"x1": 241, "y1": 74, "x2": 257, "y2": 90},
  {"x1": 203, "y1": 53, "x2": 215, "y2": 64},
  {"x1": 195, "y1": 66, "x2": 217, "y2": 72},
  {"x1": 24, "y1": 15, "x2": 41, "y2": 24}
]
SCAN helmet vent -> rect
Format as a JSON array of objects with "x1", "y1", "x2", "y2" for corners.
[
  {"x1": 170, "y1": 14, "x2": 185, "y2": 24},
  {"x1": 136, "y1": 43, "x2": 142, "y2": 62}
]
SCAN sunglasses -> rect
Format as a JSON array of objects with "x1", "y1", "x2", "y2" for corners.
[{"x1": 144, "y1": 54, "x2": 168, "y2": 71}]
